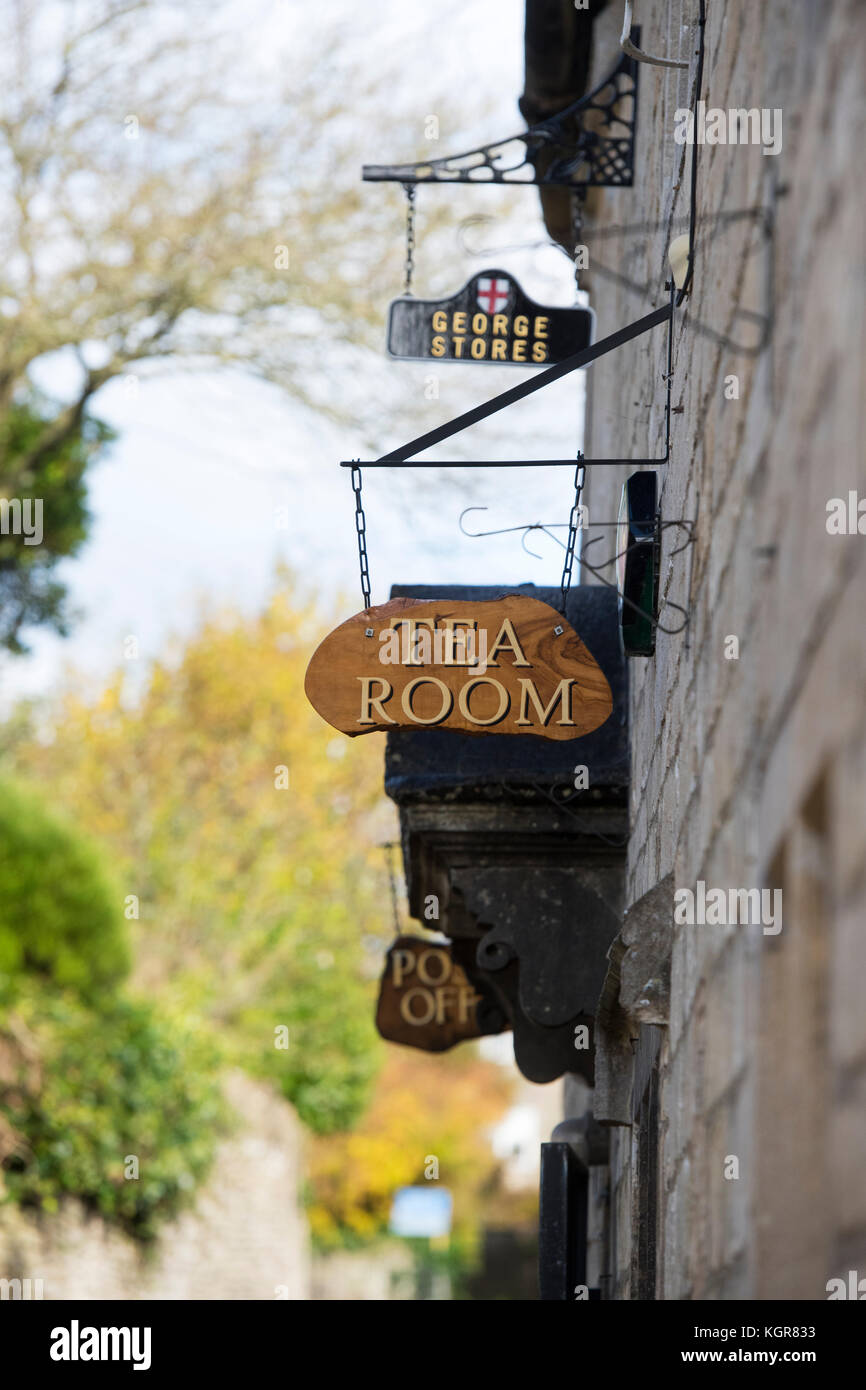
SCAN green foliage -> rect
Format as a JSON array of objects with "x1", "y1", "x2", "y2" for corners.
[
  {"x1": 2, "y1": 589, "x2": 512, "y2": 1248},
  {"x1": 9, "y1": 583, "x2": 394, "y2": 1137},
  {"x1": 0, "y1": 777, "x2": 223, "y2": 1240},
  {"x1": 0, "y1": 777, "x2": 129, "y2": 999},
  {"x1": 237, "y1": 967, "x2": 382, "y2": 1134},
  {"x1": 0, "y1": 394, "x2": 114, "y2": 654},
  {"x1": 0, "y1": 984, "x2": 226, "y2": 1240}
]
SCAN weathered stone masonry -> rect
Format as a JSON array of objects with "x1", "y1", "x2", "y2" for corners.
[{"x1": 578, "y1": 0, "x2": 866, "y2": 1299}]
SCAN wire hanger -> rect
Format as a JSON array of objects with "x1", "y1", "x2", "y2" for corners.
[{"x1": 458, "y1": 508, "x2": 692, "y2": 636}]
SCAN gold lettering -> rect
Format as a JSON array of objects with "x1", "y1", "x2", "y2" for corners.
[
  {"x1": 492, "y1": 313, "x2": 508, "y2": 337},
  {"x1": 512, "y1": 339, "x2": 527, "y2": 362},
  {"x1": 491, "y1": 340, "x2": 507, "y2": 360},
  {"x1": 457, "y1": 985, "x2": 478, "y2": 1022},
  {"x1": 516, "y1": 677, "x2": 576, "y2": 726},
  {"x1": 514, "y1": 314, "x2": 529, "y2": 337},
  {"x1": 440, "y1": 619, "x2": 478, "y2": 665},
  {"x1": 534, "y1": 315, "x2": 549, "y2": 338},
  {"x1": 417, "y1": 949, "x2": 451, "y2": 985},
  {"x1": 434, "y1": 985, "x2": 458, "y2": 1024},
  {"x1": 400, "y1": 987, "x2": 436, "y2": 1026},
  {"x1": 531, "y1": 341, "x2": 548, "y2": 363},
  {"x1": 387, "y1": 617, "x2": 436, "y2": 665},
  {"x1": 358, "y1": 676, "x2": 395, "y2": 724},
  {"x1": 470, "y1": 337, "x2": 487, "y2": 359},
  {"x1": 452, "y1": 312, "x2": 467, "y2": 333},
  {"x1": 457, "y1": 676, "x2": 510, "y2": 725},
  {"x1": 452, "y1": 336, "x2": 466, "y2": 357},
  {"x1": 487, "y1": 618, "x2": 531, "y2": 667},
  {"x1": 431, "y1": 310, "x2": 447, "y2": 332},
  {"x1": 392, "y1": 949, "x2": 416, "y2": 987},
  {"x1": 472, "y1": 312, "x2": 488, "y2": 335},
  {"x1": 402, "y1": 676, "x2": 453, "y2": 724},
  {"x1": 431, "y1": 335, "x2": 446, "y2": 357}
]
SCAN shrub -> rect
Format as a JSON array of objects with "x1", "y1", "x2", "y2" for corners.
[
  {"x1": 0, "y1": 985, "x2": 226, "y2": 1240},
  {"x1": 0, "y1": 777, "x2": 129, "y2": 999}
]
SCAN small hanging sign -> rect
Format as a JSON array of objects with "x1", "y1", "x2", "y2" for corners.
[
  {"x1": 304, "y1": 594, "x2": 612, "y2": 741},
  {"x1": 375, "y1": 935, "x2": 507, "y2": 1052},
  {"x1": 387, "y1": 268, "x2": 593, "y2": 366}
]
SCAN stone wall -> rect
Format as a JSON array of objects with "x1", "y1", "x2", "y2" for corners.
[
  {"x1": 0, "y1": 1072, "x2": 311, "y2": 1300},
  {"x1": 582, "y1": 0, "x2": 866, "y2": 1298}
]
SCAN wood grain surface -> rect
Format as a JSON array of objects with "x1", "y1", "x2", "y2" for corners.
[{"x1": 305, "y1": 594, "x2": 613, "y2": 741}]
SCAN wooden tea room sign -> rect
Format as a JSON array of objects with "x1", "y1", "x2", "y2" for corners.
[
  {"x1": 375, "y1": 936, "x2": 505, "y2": 1051},
  {"x1": 387, "y1": 269, "x2": 594, "y2": 366},
  {"x1": 304, "y1": 594, "x2": 612, "y2": 741}
]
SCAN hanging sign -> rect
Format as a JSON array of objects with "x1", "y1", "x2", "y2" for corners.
[
  {"x1": 305, "y1": 594, "x2": 613, "y2": 741},
  {"x1": 387, "y1": 268, "x2": 594, "y2": 366},
  {"x1": 375, "y1": 935, "x2": 507, "y2": 1052}
]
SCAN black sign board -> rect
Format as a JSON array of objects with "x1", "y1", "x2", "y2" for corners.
[{"x1": 387, "y1": 269, "x2": 594, "y2": 366}]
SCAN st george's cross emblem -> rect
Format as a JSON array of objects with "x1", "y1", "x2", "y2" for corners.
[
  {"x1": 476, "y1": 276, "x2": 511, "y2": 314},
  {"x1": 386, "y1": 268, "x2": 594, "y2": 365}
]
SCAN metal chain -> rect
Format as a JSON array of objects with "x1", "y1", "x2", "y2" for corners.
[
  {"x1": 560, "y1": 452, "x2": 586, "y2": 613},
  {"x1": 570, "y1": 190, "x2": 585, "y2": 293},
  {"x1": 402, "y1": 183, "x2": 416, "y2": 295},
  {"x1": 350, "y1": 462, "x2": 372, "y2": 610}
]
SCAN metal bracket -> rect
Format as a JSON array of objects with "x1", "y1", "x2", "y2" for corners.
[
  {"x1": 340, "y1": 291, "x2": 674, "y2": 470},
  {"x1": 362, "y1": 34, "x2": 640, "y2": 192},
  {"x1": 456, "y1": 509, "x2": 692, "y2": 642},
  {"x1": 448, "y1": 864, "x2": 622, "y2": 1084},
  {"x1": 472, "y1": 874, "x2": 620, "y2": 1033},
  {"x1": 620, "y1": 1, "x2": 688, "y2": 69}
]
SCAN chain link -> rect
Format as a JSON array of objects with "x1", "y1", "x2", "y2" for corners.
[
  {"x1": 560, "y1": 452, "x2": 586, "y2": 613},
  {"x1": 570, "y1": 190, "x2": 585, "y2": 293},
  {"x1": 402, "y1": 183, "x2": 416, "y2": 295},
  {"x1": 350, "y1": 462, "x2": 372, "y2": 610}
]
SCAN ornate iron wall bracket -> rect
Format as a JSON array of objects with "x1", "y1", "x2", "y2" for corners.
[
  {"x1": 463, "y1": 870, "x2": 622, "y2": 1085},
  {"x1": 362, "y1": 33, "x2": 640, "y2": 192}
]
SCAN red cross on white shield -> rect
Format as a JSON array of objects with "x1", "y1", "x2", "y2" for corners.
[{"x1": 476, "y1": 277, "x2": 510, "y2": 314}]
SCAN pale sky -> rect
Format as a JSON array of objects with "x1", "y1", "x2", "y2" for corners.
[{"x1": 2, "y1": 0, "x2": 585, "y2": 705}]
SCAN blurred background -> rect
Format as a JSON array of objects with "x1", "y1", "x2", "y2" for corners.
[{"x1": 0, "y1": 0, "x2": 589, "y2": 1299}]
